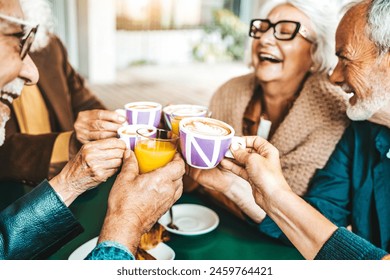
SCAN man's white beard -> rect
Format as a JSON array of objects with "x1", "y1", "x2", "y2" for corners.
[
  {"x1": 1, "y1": 77, "x2": 24, "y2": 97},
  {"x1": 0, "y1": 111, "x2": 9, "y2": 147},
  {"x1": 346, "y1": 70, "x2": 390, "y2": 121},
  {"x1": 0, "y1": 78, "x2": 25, "y2": 146},
  {"x1": 346, "y1": 94, "x2": 390, "y2": 120}
]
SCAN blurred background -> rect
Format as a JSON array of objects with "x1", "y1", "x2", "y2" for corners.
[
  {"x1": 43, "y1": 0, "x2": 255, "y2": 109},
  {"x1": 44, "y1": 0, "x2": 349, "y2": 109}
]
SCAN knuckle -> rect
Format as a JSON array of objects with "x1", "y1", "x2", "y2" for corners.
[
  {"x1": 92, "y1": 120, "x2": 103, "y2": 130},
  {"x1": 95, "y1": 171, "x2": 107, "y2": 181},
  {"x1": 96, "y1": 110, "x2": 104, "y2": 120}
]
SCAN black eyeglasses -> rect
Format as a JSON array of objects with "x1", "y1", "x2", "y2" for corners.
[
  {"x1": 0, "y1": 13, "x2": 39, "y2": 60},
  {"x1": 249, "y1": 19, "x2": 315, "y2": 43}
]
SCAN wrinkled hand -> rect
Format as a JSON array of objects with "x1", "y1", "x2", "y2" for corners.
[
  {"x1": 50, "y1": 138, "x2": 126, "y2": 205},
  {"x1": 74, "y1": 109, "x2": 126, "y2": 144},
  {"x1": 187, "y1": 165, "x2": 236, "y2": 194},
  {"x1": 220, "y1": 136, "x2": 290, "y2": 208},
  {"x1": 188, "y1": 165, "x2": 266, "y2": 223},
  {"x1": 99, "y1": 152, "x2": 185, "y2": 254}
]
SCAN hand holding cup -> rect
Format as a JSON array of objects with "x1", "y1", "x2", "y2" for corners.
[
  {"x1": 74, "y1": 109, "x2": 126, "y2": 144},
  {"x1": 179, "y1": 117, "x2": 245, "y2": 169}
]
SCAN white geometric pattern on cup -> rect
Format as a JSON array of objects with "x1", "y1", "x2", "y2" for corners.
[{"x1": 186, "y1": 134, "x2": 221, "y2": 168}]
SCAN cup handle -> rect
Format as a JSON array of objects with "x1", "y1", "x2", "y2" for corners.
[
  {"x1": 115, "y1": 109, "x2": 128, "y2": 126},
  {"x1": 225, "y1": 136, "x2": 246, "y2": 159}
]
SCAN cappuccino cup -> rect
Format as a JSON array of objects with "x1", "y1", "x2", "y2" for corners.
[
  {"x1": 162, "y1": 104, "x2": 209, "y2": 130},
  {"x1": 117, "y1": 125, "x2": 156, "y2": 150},
  {"x1": 117, "y1": 101, "x2": 162, "y2": 127},
  {"x1": 179, "y1": 117, "x2": 245, "y2": 169}
]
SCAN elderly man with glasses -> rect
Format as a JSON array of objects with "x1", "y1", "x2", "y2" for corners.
[
  {"x1": 0, "y1": 0, "x2": 184, "y2": 260},
  {"x1": 0, "y1": 0, "x2": 127, "y2": 187}
]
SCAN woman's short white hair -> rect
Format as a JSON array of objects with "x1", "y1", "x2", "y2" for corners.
[
  {"x1": 20, "y1": 0, "x2": 55, "y2": 52},
  {"x1": 367, "y1": 0, "x2": 390, "y2": 54},
  {"x1": 255, "y1": 0, "x2": 347, "y2": 73}
]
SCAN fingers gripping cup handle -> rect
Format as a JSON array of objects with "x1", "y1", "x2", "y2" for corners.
[{"x1": 225, "y1": 136, "x2": 246, "y2": 159}]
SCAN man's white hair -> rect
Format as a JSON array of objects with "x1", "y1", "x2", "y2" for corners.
[
  {"x1": 255, "y1": 0, "x2": 349, "y2": 73},
  {"x1": 20, "y1": 0, "x2": 55, "y2": 52},
  {"x1": 367, "y1": 0, "x2": 390, "y2": 53}
]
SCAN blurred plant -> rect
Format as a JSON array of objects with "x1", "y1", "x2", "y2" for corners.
[{"x1": 192, "y1": 9, "x2": 248, "y2": 63}]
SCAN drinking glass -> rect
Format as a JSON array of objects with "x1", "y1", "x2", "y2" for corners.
[{"x1": 135, "y1": 128, "x2": 179, "y2": 173}]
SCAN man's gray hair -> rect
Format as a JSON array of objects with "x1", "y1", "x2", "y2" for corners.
[
  {"x1": 367, "y1": 0, "x2": 390, "y2": 53},
  {"x1": 256, "y1": 0, "x2": 349, "y2": 73},
  {"x1": 20, "y1": 0, "x2": 55, "y2": 52}
]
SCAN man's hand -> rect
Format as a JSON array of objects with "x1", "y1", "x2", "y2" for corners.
[
  {"x1": 99, "y1": 152, "x2": 185, "y2": 254},
  {"x1": 74, "y1": 109, "x2": 126, "y2": 144},
  {"x1": 50, "y1": 138, "x2": 126, "y2": 205}
]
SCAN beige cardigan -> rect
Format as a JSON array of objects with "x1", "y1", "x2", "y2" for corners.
[{"x1": 209, "y1": 72, "x2": 350, "y2": 195}]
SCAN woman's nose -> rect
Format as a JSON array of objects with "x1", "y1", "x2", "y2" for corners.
[{"x1": 258, "y1": 27, "x2": 276, "y2": 46}]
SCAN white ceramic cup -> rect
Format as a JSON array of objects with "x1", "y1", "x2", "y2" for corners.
[
  {"x1": 116, "y1": 101, "x2": 162, "y2": 127},
  {"x1": 117, "y1": 124, "x2": 156, "y2": 150}
]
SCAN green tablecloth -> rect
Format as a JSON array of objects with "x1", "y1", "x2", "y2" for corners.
[{"x1": 0, "y1": 177, "x2": 303, "y2": 260}]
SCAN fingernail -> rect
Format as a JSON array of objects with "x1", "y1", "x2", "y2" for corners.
[
  {"x1": 118, "y1": 115, "x2": 126, "y2": 123},
  {"x1": 231, "y1": 142, "x2": 240, "y2": 151}
]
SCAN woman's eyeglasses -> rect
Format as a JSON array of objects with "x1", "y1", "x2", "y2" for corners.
[
  {"x1": 0, "y1": 13, "x2": 39, "y2": 60},
  {"x1": 249, "y1": 19, "x2": 315, "y2": 43}
]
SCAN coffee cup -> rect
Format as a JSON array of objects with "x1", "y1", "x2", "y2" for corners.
[
  {"x1": 162, "y1": 104, "x2": 209, "y2": 130},
  {"x1": 117, "y1": 125, "x2": 156, "y2": 150},
  {"x1": 135, "y1": 128, "x2": 179, "y2": 173},
  {"x1": 179, "y1": 117, "x2": 245, "y2": 169},
  {"x1": 117, "y1": 101, "x2": 162, "y2": 127}
]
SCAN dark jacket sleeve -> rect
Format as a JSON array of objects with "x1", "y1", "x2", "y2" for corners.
[
  {"x1": 0, "y1": 132, "x2": 59, "y2": 185},
  {"x1": 257, "y1": 125, "x2": 353, "y2": 242},
  {"x1": 0, "y1": 180, "x2": 83, "y2": 259},
  {"x1": 315, "y1": 227, "x2": 388, "y2": 260}
]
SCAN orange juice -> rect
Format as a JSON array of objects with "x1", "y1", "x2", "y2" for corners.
[
  {"x1": 135, "y1": 139, "x2": 177, "y2": 173},
  {"x1": 171, "y1": 116, "x2": 183, "y2": 135}
]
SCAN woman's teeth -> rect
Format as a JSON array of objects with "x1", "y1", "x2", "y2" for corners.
[{"x1": 259, "y1": 54, "x2": 282, "y2": 63}]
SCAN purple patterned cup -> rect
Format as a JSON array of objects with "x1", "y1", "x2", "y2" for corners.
[
  {"x1": 162, "y1": 104, "x2": 209, "y2": 130},
  {"x1": 124, "y1": 101, "x2": 162, "y2": 127},
  {"x1": 117, "y1": 125, "x2": 156, "y2": 150},
  {"x1": 179, "y1": 117, "x2": 245, "y2": 169}
]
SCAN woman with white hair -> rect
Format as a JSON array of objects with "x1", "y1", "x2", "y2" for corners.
[{"x1": 187, "y1": 0, "x2": 350, "y2": 221}]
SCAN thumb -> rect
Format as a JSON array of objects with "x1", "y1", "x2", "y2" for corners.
[
  {"x1": 229, "y1": 142, "x2": 250, "y2": 166},
  {"x1": 120, "y1": 149, "x2": 139, "y2": 179}
]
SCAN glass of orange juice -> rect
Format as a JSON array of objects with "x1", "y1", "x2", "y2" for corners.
[
  {"x1": 170, "y1": 109, "x2": 211, "y2": 135},
  {"x1": 135, "y1": 128, "x2": 179, "y2": 173}
]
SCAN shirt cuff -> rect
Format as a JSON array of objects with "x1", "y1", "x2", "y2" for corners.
[
  {"x1": 85, "y1": 241, "x2": 135, "y2": 260},
  {"x1": 50, "y1": 131, "x2": 73, "y2": 163},
  {"x1": 315, "y1": 227, "x2": 389, "y2": 260}
]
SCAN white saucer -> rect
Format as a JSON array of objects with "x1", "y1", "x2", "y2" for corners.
[
  {"x1": 159, "y1": 204, "x2": 219, "y2": 236},
  {"x1": 68, "y1": 237, "x2": 175, "y2": 260}
]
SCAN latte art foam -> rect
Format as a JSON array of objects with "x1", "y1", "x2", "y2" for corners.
[
  {"x1": 184, "y1": 120, "x2": 230, "y2": 136},
  {"x1": 127, "y1": 104, "x2": 157, "y2": 110},
  {"x1": 173, "y1": 108, "x2": 206, "y2": 116}
]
